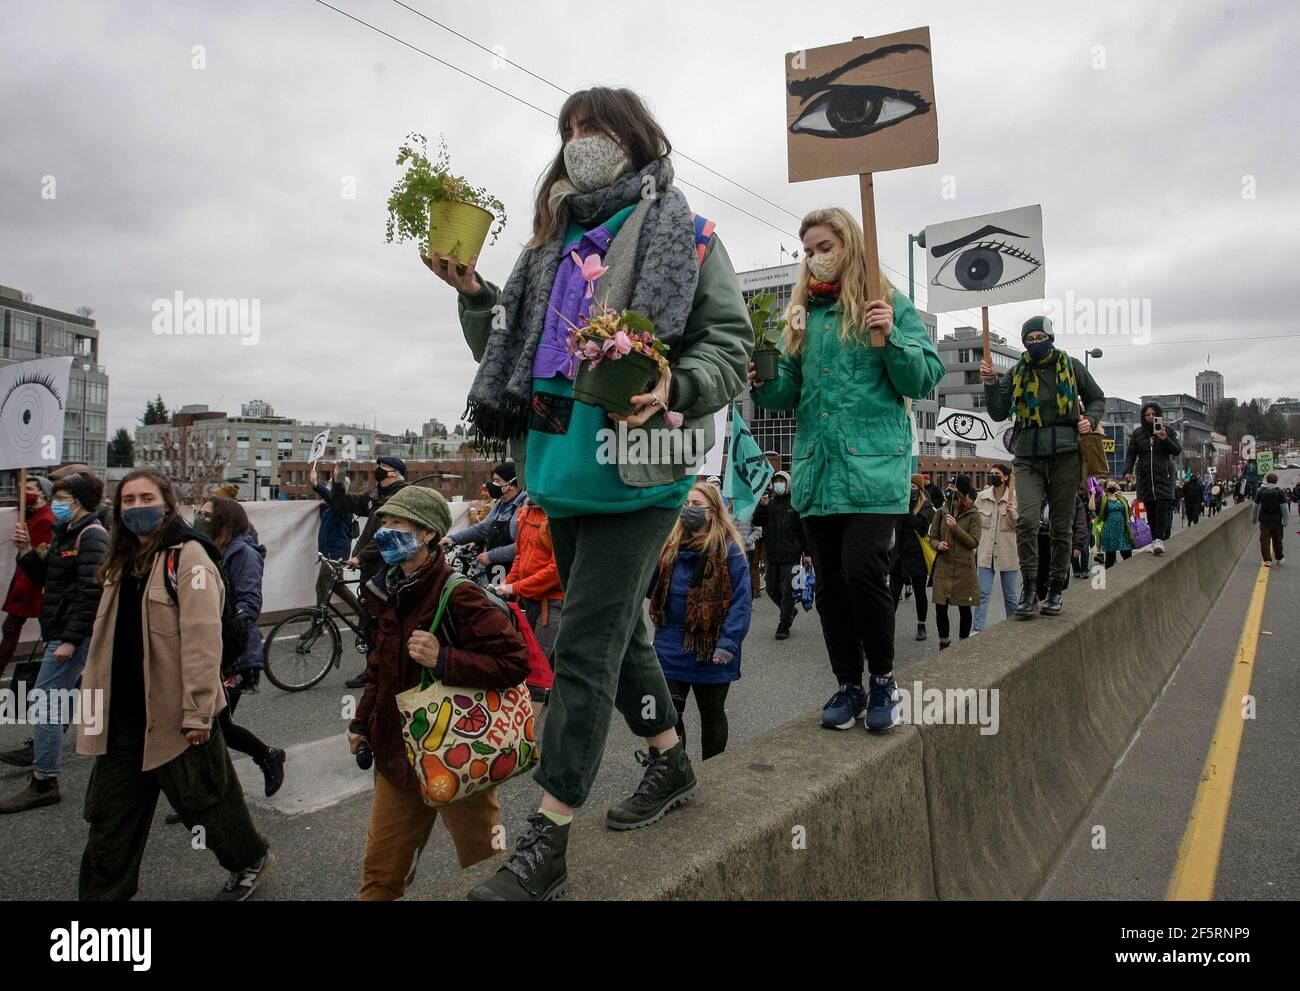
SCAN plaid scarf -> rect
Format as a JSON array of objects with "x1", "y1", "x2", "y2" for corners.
[
  {"x1": 648, "y1": 543, "x2": 733, "y2": 663},
  {"x1": 1010, "y1": 348, "x2": 1076, "y2": 427}
]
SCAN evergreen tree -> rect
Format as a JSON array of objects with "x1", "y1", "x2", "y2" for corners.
[{"x1": 107, "y1": 428, "x2": 135, "y2": 467}]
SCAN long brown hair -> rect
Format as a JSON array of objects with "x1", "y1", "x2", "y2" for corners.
[
  {"x1": 658, "y1": 483, "x2": 744, "y2": 574},
  {"x1": 204, "y1": 496, "x2": 250, "y2": 554},
  {"x1": 98, "y1": 469, "x2": 181, "y2": 584},
  {"x1": 528, "y1": 87, "x2": 672, "y2": 248}
]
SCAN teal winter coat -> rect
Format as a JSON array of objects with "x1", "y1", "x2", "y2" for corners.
[{"x1": 751, "y1": 292, "x2": 943, "y2": 517}]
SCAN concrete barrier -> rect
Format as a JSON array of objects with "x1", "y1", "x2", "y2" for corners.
[{"x1": 423, "y1": 502, "x2": 1254, "y2": 901}]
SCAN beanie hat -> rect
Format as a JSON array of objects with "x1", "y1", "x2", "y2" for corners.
[
  {"x1": 377, "y1": 484, "x2": 451, "y2": 538},
  {"x1": 492, "y1": 461, "x2": 517, "y2": 484},
  {"x1": 376, "y1": 455, "x2": 407, "y2": 477},
  {"x1": 50, "y1": 462, "x2": 94, "y2": 481},
  {"x1": 32, "y1": 476, "x2": 54, "y2": 500},
  {"x1": 54, "y1": 471, "x2": 103, "y2": 510},
  {"x1": 910, "y1": 473, "x2": 925, "y2": 489},
  {"x1": 954, "y1": 474, "x2": 975, "y2": 499},
  {"x1": 1021, "y1": 315, "x2": 1054, "y2": 343},
  {"x1": 212, "y1": 482, "x2": 240, "y2": 499}
]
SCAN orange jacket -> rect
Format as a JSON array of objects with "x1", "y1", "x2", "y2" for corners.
[{"x1": 505, "y1": 503, "x2": 562, "y2": 602}]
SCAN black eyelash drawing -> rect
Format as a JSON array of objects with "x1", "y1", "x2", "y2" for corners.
[
  {"x1": 788, "y1": 44, "x2": 933, "y2": 141},
  {"x1": 0, "y1": 365, "x2": 68, "y2": 467},
  {"x1": 1, "y1": 370, "x2": 65, "y2": 411}
]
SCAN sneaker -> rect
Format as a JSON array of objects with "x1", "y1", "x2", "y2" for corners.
[
  {"x1": 865, "y1": 675, "x2": 902, "y2": 732},
  {"x1": 915, "y1": 623, "x2": 926, "y2": 641},
  {"x1": 0, "y1": 774, "x2": 60, "y2": 814},
  {"x1": 774, "y1": 626, "x2": 790, "y2": 641},
  {"x1": 1040, "y1": 580, "x2": 1065, "y2": 617},
  {"x1": 1276, "y1": 557, "x2": 1284, "y2": 567},
  {"x1": 1152, "y1": 539, "x2": 1165, "y2": 556},
  {"x1": 939, "y1": 639, "x2": 951, "y2": 651},
  {"x1": 1263, "y1": 560, "x2": 1272, "y2": 567},
  {"x1": 467, "y1": 813, "x2": 569, "y2": 901},
  {"x1": 606, "y1": 742, "x2": 698, "y2": 830},
  {"x1": 214, "y1": 851, "x2": 274, "y2": 902},
  {"x1": 344, "y1": 671, "x2": 369, "y2": 689},
  {"x1": 1013, "y1": 584, "x2": 1039, "y2": 620},
  {"x1": 0, "y1": 739, "x2": 35, "y2": 768},
  {"x1": 820, "y1": 683, "x2": 868, "y2": 730},
  {"x1": 258, "y1": 748, "x2": 286, "y2": 797}
]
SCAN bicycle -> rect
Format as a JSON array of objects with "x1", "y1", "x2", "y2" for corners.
[
  {"x1": 444, "y1": 542, "x2": 506, "y2": 590},
  {"x1": 263, "y1": 555, "x2": 371, "y2": 692}
]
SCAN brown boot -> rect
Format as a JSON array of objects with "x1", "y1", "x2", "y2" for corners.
[{"x1": 0, "y1": 775, "x2": 60, "y2": 814}]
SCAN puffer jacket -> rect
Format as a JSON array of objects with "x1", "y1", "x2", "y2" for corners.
[
  {"x1": 975, "y1": 486, "x2": 1019, "y2": 572},
  {"x1": 1123, "y1": 424, "x2": 1182, "y2": 502},
  {"x1": 16, "y1": 511, "x2": 109, "y2": 645},
  {"x1": 504, "y1": 502, "x2": 561, "y2": 603},
  {"x1": 3, "y1": 503, "x2": 55, "y2": 618},
  {"x1": 928, "y1": 503, "x2": 981, "y2": 606},
  {"x1": 753, "y1": 291, "x2": 944, "y2": 517},
  {"x1": 221, "y1": 530, "x2": 266, "y2": 671}
]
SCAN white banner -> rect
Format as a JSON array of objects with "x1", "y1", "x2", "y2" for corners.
[{"x1": 935, "y1": 406, "x2": 1015, "y2": 461}]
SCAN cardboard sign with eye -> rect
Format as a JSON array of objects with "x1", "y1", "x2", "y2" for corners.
[
  {"x1": 786, "y1": 27, "x2": 939, "y2": 182},
  {"x1": 935, "y1": 406, "x2": 1014, "y2": 462},
  {"x1": 308, "y1": 428, "x2": 331, "y2": 466},
  {"x1": 0, "y1": 356, "x2": 73, "y2": 472},
  {"x1": 924, "y1": 204, "x2": 1045, "y2": 314}
]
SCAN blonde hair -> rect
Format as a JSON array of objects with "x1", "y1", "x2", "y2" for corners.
[
  {"x1": 784, "y1": 207, "x2": 896, "y2": 358},
  {"x1": 659, "y1": 483, "x2": 744, "y2": 572}
]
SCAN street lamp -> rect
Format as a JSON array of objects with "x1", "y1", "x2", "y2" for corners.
[
  {"x1": 907, "y1": 230, "x2": 926, "y2": 302},
  {"x1": 1084, "y1": 347, "x2": 1103, "y2": 369}
]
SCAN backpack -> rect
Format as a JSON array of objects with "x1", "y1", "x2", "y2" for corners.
[
  {"x1": 162, "y1": 539, "x2": 249, "y2": 676},
  {"x1": 436, "y1": 571, "x2": 521, "y2": 647},
  {"x1": 1258, "y1": 486, "x2": 1284, "y2": 515}
]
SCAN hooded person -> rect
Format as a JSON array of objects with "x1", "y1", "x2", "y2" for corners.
[
  {"x1": 1123, "y1": 401, "x2": 1181, "y2": 552},
  {"x1": 982, "y1": 316, "x2": 1105, "y2": 619},
  {"x1": 750, "y1": 470, "x2": 807, "y2": 639}
]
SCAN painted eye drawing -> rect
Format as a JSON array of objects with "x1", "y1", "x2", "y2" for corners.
[
  {"x1": 937, "y1": 411, "x2": 994, "y2": 443},
  {"x1": 788, "y1": 44, "x2": 932, "y2": 140},
  {"x1": 929, "y1": 225, "x2": 1042, "y2": 294},
  {"x1": 0, "y1": 370, "x2": 65, "y2": 466}
]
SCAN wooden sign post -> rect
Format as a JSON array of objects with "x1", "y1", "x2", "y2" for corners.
[
  {"x1": 981, "y1": 306, "x2": 991, "y2": 364},
  {"x1": 859, "y1": 174, "x2": 885, "y2": 347},
  {"x1": 17, "y1": 467, "x2": 27, "y2": 526}
]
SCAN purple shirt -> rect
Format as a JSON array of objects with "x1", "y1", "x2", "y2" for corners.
[{"x1": 531, "y1": 210, "x2": 630, "y2": 381}]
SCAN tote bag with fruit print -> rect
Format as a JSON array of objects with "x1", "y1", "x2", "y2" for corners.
[{"x1": 396, "y1": 572, "x2": 539, "y2": 807}]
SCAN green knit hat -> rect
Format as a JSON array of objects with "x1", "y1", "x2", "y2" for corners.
[
  {"x1": 1021, "y1": 315, "x2": 1055, "y2": 343},
  {"x1": 377, "y1": 485, "x2": 452, "y2": 538}
]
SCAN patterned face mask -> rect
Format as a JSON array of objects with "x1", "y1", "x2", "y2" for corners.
[
  {"x1": 808, "y1": 247, "x2": 844, "y2": 281},
  {"x1": 374, "y1": 527, "x2": 423, "y2": 564},
  {"x1": 563, "y1": 135, "x2": 630, "y2": 193}
]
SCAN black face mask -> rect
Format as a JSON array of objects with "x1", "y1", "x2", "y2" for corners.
[
  {"x1": 990, "y1": 475, "x2": 1004, "y2": 487},
  {"x1": 486, "y1": 481, "x2": 503, "y2": 499},
  {"x1": 374, "y1": 469, "x2": 388, "y2": 484}
]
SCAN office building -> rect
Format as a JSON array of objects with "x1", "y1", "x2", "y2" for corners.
[
  {"x1": 0, "y1": 285, "x2": 109, "y2": 503},
  {"x1": 1195, "y1": 370, "x2": 1224, "y2": 418}
]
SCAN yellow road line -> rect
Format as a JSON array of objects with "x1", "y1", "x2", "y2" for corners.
[{"x1": 1166, "y1": 562, "x2": 1270, "y2": 900}]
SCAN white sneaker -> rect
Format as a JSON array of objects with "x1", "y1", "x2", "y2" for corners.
[
  {"x1": 1263, "y1": 560, "x2": 1272, "y2": 567},
  {"x1": 1152, "y1": 539, "x2": 1165, "y2": 556}
]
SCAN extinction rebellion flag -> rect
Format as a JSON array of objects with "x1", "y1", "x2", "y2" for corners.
[{"x1": 723, "y1": 406, "x2": 774, "y2": 522}]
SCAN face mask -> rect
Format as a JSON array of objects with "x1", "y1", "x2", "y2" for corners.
[
  {"x1": 51, "y1": 500, "x2": 76, "y2": 523},
  {"x1": 563, "y1": 135, "x2": 629, "y2": 193},
  {"x1": 911, "y1": 485, "x2": 919, "y2": 499},
  {"x1": 807, "y1": 247, "x2": 843, "y2": 282},
  {"x1": 192, "y1": 516, "x2": 211, "y2": 536},
  {"x1": 991, "y1": 475, "x2": 1004, "y2": 487},
  {"x1": 1025, "y1": 339, "x2": 1053, "y2": 361},
  {"x1": 486, "y1": 481, "x2": 504, "y2": 499},
  {"x1": 374, "y1": 527, "x2": 423, "y2": 565},
  {"x1": 374, "y1": 469, "x2": 389, "y2": 484},
  {"x1": 121, "y1": 505, "x2": 166, "y2": 536},
  {"x1": 680, "y1": 505, "x2": 709, "y2": 532},
  {"x1": 773, "y1": 482, "x2": 787, "y2": 496}
]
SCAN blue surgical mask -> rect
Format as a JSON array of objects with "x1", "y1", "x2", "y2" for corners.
[
  {"x1": 121, "y1": 505, "x2": 166, "y2": 535},
  {"x1": 1026, "y1": 339, "x2": 1053, "y2": 361},
  {"x1": 374, "y1": 526, "x2": 423, "y2": 564},
  {"x1": 51, "y1": 500, "x2": 76, "y2": 523},
  {"x1": 773, "y1": 482, "x2": 787, "y2": 496},
  {"x1": 679, "y1": 506, "x2": 709, "y2": 532}
]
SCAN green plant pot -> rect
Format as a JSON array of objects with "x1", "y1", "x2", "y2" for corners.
[
  {"x1": 572, "y1": 349, "x2": 660, "y2": 416},
  {"x1": 428, "y1": 200, "x2": 494, "y2": 262},
  {"x1": 754, "y1": 347, "x2": 781, "y2": 382}
]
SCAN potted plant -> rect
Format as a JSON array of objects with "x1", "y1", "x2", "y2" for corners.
[
  {"x1": 385, "y1": 133, "x2": 506, "y2": 262},
  {"x1": 748, "y1": 291, "x2": 785, "y2": 382}
]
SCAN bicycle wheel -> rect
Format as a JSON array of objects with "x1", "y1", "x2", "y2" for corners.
[{"x1": 263, "y1": 610, "x2": 341, "y2": 692}]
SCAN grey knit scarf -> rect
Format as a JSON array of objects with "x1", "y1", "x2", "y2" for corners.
[{"x1": 465, "y1": 156, "x2": 698, "y2": 446}]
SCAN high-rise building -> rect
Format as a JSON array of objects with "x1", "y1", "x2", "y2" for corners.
[
  {"x1": 0, "y1": 285, "x2": 109, "y2": 503},
  {"x1": 241, "y1": 398, "x2": 276, "y2": 418},
  {"x1": 1195, "y1": 370, "x2": 1224, "y2": 417}
]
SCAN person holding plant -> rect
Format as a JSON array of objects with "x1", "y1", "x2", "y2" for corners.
[
  {"x1": 423, "y1": 86, "x2": 750, "y2": 900},
  {"x1": 648, "y1": 483, "x2": 752, "y2": 762},
  {"x1": 1096, "y1": 480, "x2": 1136, "y2": 568},
  {"x1": 346, "y1": 486, "x2": 530, "y2": 900},
  {"x1": 76, "y1": 470, "x2": 272, "y2": 901},
  {"x1": 928, "y1": 475, "x2": 982, "y2": 650},
  {"x1": 750, "y1": 207, "x2": 944, "y2": 731}
]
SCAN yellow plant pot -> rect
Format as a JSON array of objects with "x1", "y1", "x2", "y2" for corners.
[{"x1": 427, "y1": 200, "x2": 494, "y2": 262}]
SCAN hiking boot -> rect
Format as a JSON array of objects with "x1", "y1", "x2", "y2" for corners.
[
  {"x1": 467, "y1": 812, "x2": 569, "y2": 901},
  {"x1": 820, "y1": 683, "x2": 868, "y2": 730},
  {"x1": 865, "y1": 675, "x2": 902, "y2": 732},
  {"x1": 258, "y1": 748, "x2": 286, "y2": 797},
  {"x1": 1040, "y1": 580, "x2": 1065, "y2": 617},
  {"x1": 915, "y1": 623, "x2": 926, "y2": 641},
  {"x1": 0, "y1": 739, "x2": 35, "y2": 768},
  {"x1": 344, "y1": 671, "x2": 369, "y2": 689},
  {"x1": 606, "y1": 741, "x2": 698, "y2": 830},
  {"x1": 1013, "y1": 584, "x2": 1039, "y2": 620},
  {"x1": 0, "y1": 775, "x2": 60, "y2": 814},
  {"x1": 214, "y1": 851, "x2": 274, "y2": 901}
]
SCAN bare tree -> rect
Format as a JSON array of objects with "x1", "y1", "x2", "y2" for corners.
[
  {"x1": 145, "y1": 426, "x2": 233, "y2": 504},
  {"x1": 75, "y1": 305, "x2": 95, "y2": 319}
]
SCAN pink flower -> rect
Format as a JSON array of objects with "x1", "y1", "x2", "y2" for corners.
[
  {"x1": 664, "y1": 410, "x2": 684, "y2": 429},
  {"x1": 582, "y1": 339, "x2": 603, "y2": 361},
  {"x1": 570, "y1": 250, "x2": 608, "y2": 298},
  {"x1": 611, "y1": 330, "x2": 632, "y2": 356}
]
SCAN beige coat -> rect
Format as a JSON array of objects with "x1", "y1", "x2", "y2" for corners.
[
  {"x1": 975, "y1": 486, "x2": 1020, "y2": 572},
  {"x1": 78, "y1": 540, "x2": 227, "y2": 772},
  {"x1": 928, "y1": 503, "x2": 982, "y2": 606}
]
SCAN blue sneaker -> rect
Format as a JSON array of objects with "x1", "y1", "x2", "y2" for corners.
[
  {"x1": 865, "y1": 675, "x2": 901, "y2": 732},
  {"x1": 821, "y1": 683, "x2": 868, "y2": 730}
]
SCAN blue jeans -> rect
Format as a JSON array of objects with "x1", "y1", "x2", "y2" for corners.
[
  {"x1": 32, "y1": 639, "x2": 89, "y2": 781},
  {"x1": 974, "y1": 568, "x2": 1020, "y2": 631}
]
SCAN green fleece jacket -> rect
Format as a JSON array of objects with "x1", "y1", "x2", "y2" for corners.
[{"x1": 457, "y1": 234, "x2": 751, "y2": 504}]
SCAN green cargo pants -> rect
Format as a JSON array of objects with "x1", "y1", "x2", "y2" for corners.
[
  {"x1": 535, "y1": 506, "x2": 680, "y2": 808},
  {"x1": 1012, "y1": 450, "x2": 1083, "y2": 588}
]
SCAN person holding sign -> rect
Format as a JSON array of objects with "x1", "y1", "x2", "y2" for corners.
[
  {"x1": 750, "y1": 207, "x2": 944, "y2": 732},
  {"x1": 982, "y1": 317, "x2": 1106, "y2": 619}
]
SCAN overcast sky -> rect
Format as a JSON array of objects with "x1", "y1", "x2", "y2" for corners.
[{"x1": 2, "y1": 0, "x2": 1297, "y2": 439}]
